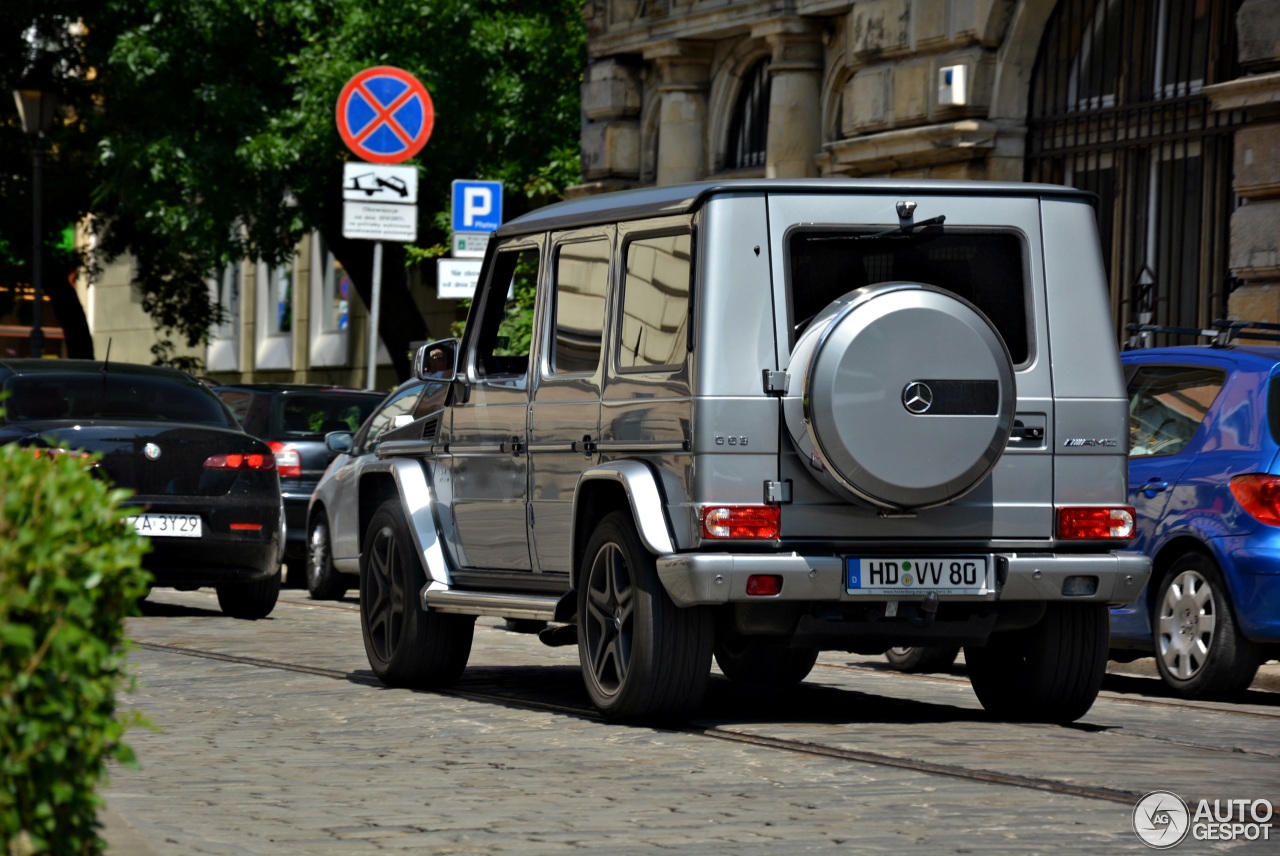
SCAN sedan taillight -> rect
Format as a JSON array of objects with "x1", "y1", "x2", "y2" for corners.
[
  {"x1": 1229, "y1": 474, "x2": 1280, "y2": 526},
  {"x1": 1057, "y1": 506, "x2": 1136, "y2": 539},
  {"x1": 203, "y1": 452, "x2": 276, "y2": 471},
  {"x1": 266, "y1": 441, "x2": 301, "y2": 478}
]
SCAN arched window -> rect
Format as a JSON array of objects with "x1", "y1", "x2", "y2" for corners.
[
  {"x1": 725, "y1": 58, "x2": 770, "y2": 170},
  {"x1": 1026, "y1": 0, "x2": 1241, "y2": 343}
]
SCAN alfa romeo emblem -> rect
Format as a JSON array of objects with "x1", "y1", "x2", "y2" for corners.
[
  {"x1": 143, "y1": 443, "x2": 162, "y2": 461},
  {"x1": 902, "y1": 382, "x2": 934, "y2": 414}
]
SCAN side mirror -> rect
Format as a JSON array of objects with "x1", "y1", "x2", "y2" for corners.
[
  {"x1": 414, "y1": 338, "x2": 459, "y2": 383},
  {"x1": 325, "y1": 431, "x2": 354, "y2": 453}
]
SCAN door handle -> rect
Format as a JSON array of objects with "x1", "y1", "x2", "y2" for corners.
[
  {"x1": 573, "y1": 435, "x2": 598, "y2": 455},
  {"x1": 1139, "y1": 478, "x2": 1169, "y2": 499},
  {"x1": 505, "y1": 435, "x2": 526, "y2": 457}
]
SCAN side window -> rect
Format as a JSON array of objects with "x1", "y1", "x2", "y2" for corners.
[
  {"x1": 552, "y1": 238, "x2": 610, "y2": 374},
  {"x1": 617, "y1": 233, "x2": 691, "y2": 371},
  {"x1": 1127, "y1": 364, "x2": 1224, "y2": 457},
  {"x1": 473, "y1": 247, "x2": 540, "y2": 379},
  {"x1": 215, "y1": 390, "x2": 253, "y2": 430},
  {"x1": 358, "y1": 384, "x2": 424, "y2": 454}
]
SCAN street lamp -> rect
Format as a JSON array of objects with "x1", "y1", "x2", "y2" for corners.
[{"x1": 13, "y1": 67, "x2": 59, "y2": 358}]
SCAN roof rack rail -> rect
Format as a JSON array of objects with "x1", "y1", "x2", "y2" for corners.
[{"x1": 1125, "y1": 319, "x2": 1280, "y2": 349}]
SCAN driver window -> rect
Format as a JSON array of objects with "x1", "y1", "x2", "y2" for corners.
[
  {"x1": 473, "y1": 247, "x2": 540, "y2": 381},
  {"x1": 357, "y1": 383, "x2": 425, "y2": 455},
  {"x1": 1127, "y1": 365, "x2": 1224, "y2": 457}
]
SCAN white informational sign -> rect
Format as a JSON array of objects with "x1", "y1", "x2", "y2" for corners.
[
  {"x1": 451, "y1": 232, "x2": 489, "y2": 259},
  {"x1": 343, "y1": 201, "x2": 418, "y2": 242},
  {"x1": 343, "y1": 163, "x2": 419, "y2": 204},
  {"x1": 437, "y1": 258, "x2": 483, "y2": 299}
]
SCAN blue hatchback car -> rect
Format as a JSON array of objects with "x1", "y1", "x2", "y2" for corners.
[{"x1": 1112, "y1": 327, "x2": 1280, "y2": 697}]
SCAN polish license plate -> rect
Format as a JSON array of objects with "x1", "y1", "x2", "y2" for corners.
[
  {"x1": 846, "y1": 557, "x2": 991, "y2": 596},
  {"x1": 128, "y1": 513, "x2": 203, "y2": 538}
]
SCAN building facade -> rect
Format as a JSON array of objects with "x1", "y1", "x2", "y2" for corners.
[
  {"x1": 75, "y1": 231, "x2": 460, "y2": 390},
  {"x1": 577, "y1": 0, "x2": 1280, "y2": 337}
]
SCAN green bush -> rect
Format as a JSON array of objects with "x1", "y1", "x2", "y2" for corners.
[{"x1": 0, "y1": 442, "x2": 152, "y2": 856}]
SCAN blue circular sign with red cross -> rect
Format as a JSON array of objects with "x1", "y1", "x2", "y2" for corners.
[{"x1": 335, "y1": 66, "x2": 434, "y2": 164}]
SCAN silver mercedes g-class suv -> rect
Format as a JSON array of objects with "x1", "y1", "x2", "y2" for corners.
[{"x1": 358, "y1": 179, "x2": 1150, "y2": 723}]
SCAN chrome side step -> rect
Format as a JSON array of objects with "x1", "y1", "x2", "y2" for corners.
[{"x1": 422, "y1": 589, "x2": 560, "y2": 621}]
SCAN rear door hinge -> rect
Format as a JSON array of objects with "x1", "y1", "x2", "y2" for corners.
[
  {"x1": 764, "y1": 480, "x2": 792, "y2": 504},
  {"x1": 762, "y1": 369, "x2": 790, "y2": 395}
]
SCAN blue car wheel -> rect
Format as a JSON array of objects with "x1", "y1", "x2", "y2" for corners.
[{"x1": 1152, "y1": 552, "x2": 1263, "y2": 698}]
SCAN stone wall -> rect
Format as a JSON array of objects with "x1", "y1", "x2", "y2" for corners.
[{"x1": 1210, "y1": 0, "x2": 1280, "y2": 323}]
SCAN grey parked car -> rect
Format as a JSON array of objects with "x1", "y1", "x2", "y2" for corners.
[
  {"x1": 347, "y1": 179, "x2": 1151, "y2": 724},
  {"x1": 305, "y1": 379, "x2": 447, "y2": 599},
  {"x1": 213, "y1": 384, "x2": 385, "y2": 584}
]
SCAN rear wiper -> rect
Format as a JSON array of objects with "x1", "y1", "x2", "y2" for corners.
[{"x1": 852, "y1": 214, "x2": 946, "y2": 240}]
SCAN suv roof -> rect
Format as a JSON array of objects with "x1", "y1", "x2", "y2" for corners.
[{"x1": 496, "y1": 178, "x2": 1097, "y2": 238}]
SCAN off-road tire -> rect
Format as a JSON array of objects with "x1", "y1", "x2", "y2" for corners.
[
  {"x1": 577, "y1": 511, "x2": 713, "y2": 721},
  {"x1": 965, "y1": 603, "x2": 1108, "y2": 723},
  {"x1": 361, "y1": 498, "x2": 474, "y2": 688}
]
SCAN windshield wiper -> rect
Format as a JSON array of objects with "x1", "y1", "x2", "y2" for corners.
[{"x1": 852, "y1": 214, "x2": 946, "y2": 240}]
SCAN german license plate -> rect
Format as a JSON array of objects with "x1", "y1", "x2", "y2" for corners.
[
  {"x1": 128, "y1": 513, "x2": 203, "y2": 538},
  {"x1": 846, "y1": 557, "x2": 991, "y2": 596}
]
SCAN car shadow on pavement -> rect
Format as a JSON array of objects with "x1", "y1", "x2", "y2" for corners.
[
  {"x1": 1099, "y1": 672, "x2": 1280, "y2": 707},
  {"x1": 342, "y1": 663, "x2": 1004, "y2": 727},
  {"x1": 699, "y1": 677, "x2": 994, "y2": 726},
  {"x1": 136, "y1": 599, "x2": 224, "y2": 618}
]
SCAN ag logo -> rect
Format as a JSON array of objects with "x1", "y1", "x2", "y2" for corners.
[
  {"x1": 143, "y1": 443, "x2": 162, "y2": 461},
  {"x1": 1133, "y1": 790, "x2": 1190, "y2": 848}
]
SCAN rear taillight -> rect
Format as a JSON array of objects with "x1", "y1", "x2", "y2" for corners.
[
  {"x1": 266, "y1": 441, "x2": 301, "y2": 478},
  {"x1": 1057, "y1": 506, "x2": 1136, "y2": 540},
  {"x1": 203, "y1": 452, "x2": 276, "y2": 471},
  {"x1": 700, "y1": 505, "x2": 781, "y2": 540},
  {"x1": 1229, "y1": 474, "x2": 1280, "y2": 526}
]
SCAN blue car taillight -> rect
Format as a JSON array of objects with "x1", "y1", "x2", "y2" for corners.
[{"x1": 1229, "y1": 474, "x2": 1280, "y2": 526}]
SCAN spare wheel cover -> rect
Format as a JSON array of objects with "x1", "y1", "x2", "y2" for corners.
[{"x1": 797, "y1": 282, "x2": 1015, "y2": 509}]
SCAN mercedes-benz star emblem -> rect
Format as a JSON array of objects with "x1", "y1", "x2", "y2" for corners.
[
  {"x1": 902, "y1": 382, "x2": 934, "y2": 414},
  {"x1": 143, "y1": 443, "x2": 162, "y2": 461}
]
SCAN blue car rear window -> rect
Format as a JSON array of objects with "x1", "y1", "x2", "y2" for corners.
[{"x1": 3, "y1": 374, "x2": 233, "y2": 427}]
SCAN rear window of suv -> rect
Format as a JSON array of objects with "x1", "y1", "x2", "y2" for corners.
[{"x1": 787, "y1": 228, "x2": 1029, "y2": 364}]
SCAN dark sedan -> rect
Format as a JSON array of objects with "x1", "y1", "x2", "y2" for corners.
[
  {"x1": 0, "y1": 359, "x2": 283, "y2": 619},
  {"x1": 212, "y1": 383, "x2": 384, "y2": 584}
]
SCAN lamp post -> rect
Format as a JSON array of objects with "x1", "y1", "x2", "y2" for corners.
[{"x1": 13, "y1": 71, "x2": 58, "y2": 358}]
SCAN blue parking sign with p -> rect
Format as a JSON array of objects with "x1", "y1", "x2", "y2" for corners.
[{"x1": 451, "y1": 180, "x2": 503, "y2": 233}]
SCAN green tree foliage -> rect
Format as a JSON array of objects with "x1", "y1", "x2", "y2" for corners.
[
  {"x1": 1, "y1": 1, "x2": 585, "y2": 374},
  {"x1": 0, "y1": 443, "x2": 152, "y2": 856}
]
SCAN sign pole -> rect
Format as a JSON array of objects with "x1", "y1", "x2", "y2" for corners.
[
  {"x1": 366, "y1": 240, "x2": 383, "y2": 390},
  {"x1": 335, "y1": 66, "x2": 432, "y2": 389}
]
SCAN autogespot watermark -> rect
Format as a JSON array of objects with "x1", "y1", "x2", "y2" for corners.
[{"x1": 1133, "y1": 790, "x2": 1274, "y2": 848}]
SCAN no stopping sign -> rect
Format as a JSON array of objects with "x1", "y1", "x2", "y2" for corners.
[{"x1": 335, "y1": 66, "x2": 434, "y2": 164}]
